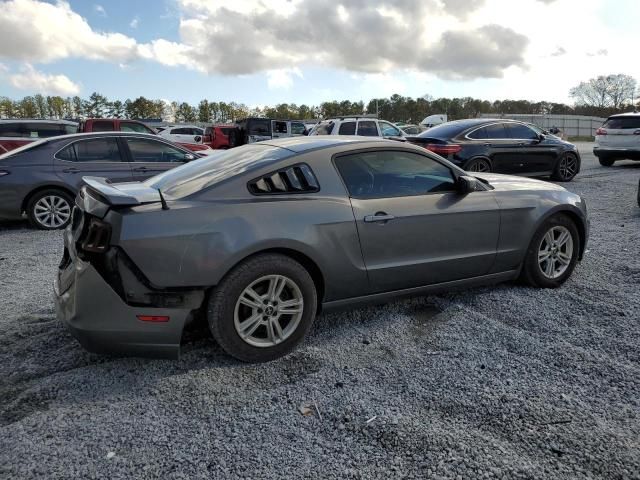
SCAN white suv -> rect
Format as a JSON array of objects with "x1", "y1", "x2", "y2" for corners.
[
  {"x1": 159, "y1": 125, "x2": 205, "y2": 144},
  {"x1": 594, "y1": 112, "x2": 640, "y2": 166},
  {"x1": 308, "y1": 116, "x2": 405, "y2": 140}
]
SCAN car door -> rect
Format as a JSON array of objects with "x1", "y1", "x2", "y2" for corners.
[
  {"x1": 54, "y1": 137, "x2": 133, "y2": 190},
  {"x1": 334, "y1": 149, "x2": 500, "y2": 293},
  {"x1": 123, "y1": 137, "x2": 192, "y2": 180},
  {"x1": 480, "y1": 123, "x2": 522, "y2": 174},
  {"x1": 504, "y1": 123, "x2": 557, "y2": 174}
]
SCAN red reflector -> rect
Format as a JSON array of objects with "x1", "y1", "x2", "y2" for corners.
[
  {"x1": 595, "y1": 128, "x2": 607, "y2": 136},
  {"x1": 137, "y1": 315, "x2": 170, "y2": 323},
  {"x1": 425, "y1": 143, "x2": 462, "y2": 155}
]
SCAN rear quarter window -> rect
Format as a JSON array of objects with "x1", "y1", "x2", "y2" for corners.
[
  {"x1": 311, "y1": 122, "x2": 334, "y2": 135},
  {"x1": 604, "y1": 117, "x2": 640, "y2": 129}
]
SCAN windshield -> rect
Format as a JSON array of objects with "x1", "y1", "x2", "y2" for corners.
[{"x1": 146, "y1": 144, "x2": 294, "y2": 199}]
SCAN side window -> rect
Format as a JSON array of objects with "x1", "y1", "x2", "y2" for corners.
[
  {"x1": 379, "y1": 121, "x2": 401, "y2": 137},
  {"x1": 291, "y1": 122, "x2": 306, "y2": 135},
  {"x1": 311, "y1": 121, "x2": 334, "y2": 135},
  {"x1": 56, "y1": 144, "x2": 77, "y2": 161},
  {"x1": 483, "y1": 123, "x2": 509, "y2": 139},
  {"x1": 467, "y1": 127, "x2": 487, "y2": 139},
  {"x1": 22, "y1": 123, "x2": 68, "y2": 138},
  {"x1": 336, "y1": 150, "x2": 456, "y2": 198},
  {"x1": 126, "y1": 138, "x2": 187, "y2": 163},
  {"x1": 338, "y1": 122, "x2": 356, "y2": 135},
  {"x1": 0, "y1": 123, "x2": 22, "y2": 137},
  {"x1": 273, "y1": 121, "x2": 288, "y2": 134},
  {"x1": 91, "y1": 121, "x2": 115, "y2": 132},
  {"x1": 193, "y1": 128, "x2": 204, "y2": 136},
  {"x1": 505, "y1": 123, "x2": 539, "y2": 140},
  {"x1": 357, "y1": 120, "x2": 379, "y2": 137},
  {"x1": 121, "y1": 122, "x2": 152, "y2": 134},
  {"x1": 72, "y1": 138, "x2": 123, "y2": 162}
]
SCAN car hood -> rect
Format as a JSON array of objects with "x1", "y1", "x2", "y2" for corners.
[{"x1": 473, "y1": 173, "x2": 567, "y2": 192}]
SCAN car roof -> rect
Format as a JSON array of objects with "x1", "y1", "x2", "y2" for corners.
[
  {"x1": 259, "y1": 135, "x2": 392, "y2": 153},
  {"x1": 607, "y1": 112, "x2": 640, "y2": 119},
  {"x1": 0, "y1": 119, "x2": 77, "y2": 126}
]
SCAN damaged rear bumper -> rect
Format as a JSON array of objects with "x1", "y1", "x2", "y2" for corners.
[{"x1": 54, "y1": 226, "x2": 196, "y2": 359}]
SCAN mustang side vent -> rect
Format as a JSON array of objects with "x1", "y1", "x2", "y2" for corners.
[{"x1": 248, "y1": 163, "x2": 320, "y2": 195}]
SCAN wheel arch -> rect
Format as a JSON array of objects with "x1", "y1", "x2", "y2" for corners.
[
  {"x1": 463, "y1": 156, "x2": 493, "y2": 171},
  {"x1": 216, "y1": 247, "x2": 326, "y2": 313}
]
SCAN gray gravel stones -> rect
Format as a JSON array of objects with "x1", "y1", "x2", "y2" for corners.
[{"x1": 1, "y1": 144, "x2": 639, "y2": 479}]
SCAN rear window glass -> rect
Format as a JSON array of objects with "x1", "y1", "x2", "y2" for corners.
[
  {"x1": 147, "y1": 144, "x2": 294, "y2": 199},
  {"x1": 0, "y1": 138, "x2": 49, "y2": 159},
  {"x1": 91, "y1": 121, "x2": 115, "y2": 132},
  {"x1": 416, "y1": 122, "x2": 467, "y2": 139},
  {"x1": 248, "y1": 119, "x2": 271, "y2": 136},
  {"x1": 338, "y1": 122, "x2": 356, "y2": 135},
  {"x1": 603, "y1": 117, "x2": 640, "y2": 129}
]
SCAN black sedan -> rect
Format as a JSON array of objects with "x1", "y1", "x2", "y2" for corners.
[{"x1": 405, "y1": 119, "x2": 580, "y2": 181}]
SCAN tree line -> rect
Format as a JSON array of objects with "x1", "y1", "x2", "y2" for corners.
[{"x1": 1, "y1": 74, "x2": 637, "y2": 124}]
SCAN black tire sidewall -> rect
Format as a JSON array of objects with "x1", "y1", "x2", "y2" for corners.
[
  {"x1": 26, "y1": 189, "x2": 74, "y2": 230},
  {"x1": 207, "y1": 254, "x2": 317, "y2": 362},
  {"x1": 465, "y1": 158, "x2": 491, "y2": 173},
  {"x1": 552, "y1": 152, "x2": 579, "y2": 182},
  {"x1": 522, "y1": 214, "x2": 580, "y2": 288},
  {"x1": 598, "y1": 157, "x2": 615, "y2": 167}
]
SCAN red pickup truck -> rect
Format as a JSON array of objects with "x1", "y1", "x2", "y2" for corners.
[{"x1": 80, "y1": 119, "x2": 215, "y2": 155}]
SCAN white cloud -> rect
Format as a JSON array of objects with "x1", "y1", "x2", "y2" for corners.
[
  {"x1": 130, "y1": 16, "x2": 139, "y2": 29},
  {"x1": 267, "y1": 68, "x2": 303, "y2": 90},
  {"x1": 94, "y1": 4, "x2": 106, "y2": 16},
  {"x1": 8, "y1": 64, "x2": 81, "y2": 96}
]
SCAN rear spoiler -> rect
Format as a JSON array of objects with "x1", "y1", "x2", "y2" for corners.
[{"x1": 80, "y1": 177, "x2": 163, "y2": 218}]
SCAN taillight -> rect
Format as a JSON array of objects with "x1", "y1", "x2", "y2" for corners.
[
  {"x1": 81, "y1": 217, "x2": 112, "y2": 253},
  {"x1": 137, "y1": 315, "x2": 170, "y2": 322},
  {"x1": 595, "y1": 128, "x2": 607, "y2": 136},
  {"x1": 425, "y1": 143, "x2": 462, "y2": 155}
]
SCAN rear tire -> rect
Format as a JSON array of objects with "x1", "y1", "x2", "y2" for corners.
[
  {"x1": 551, "y1": 152, "x2": 579, "y2": 182},
  {"x1": 26, "y1": 189, "x2": 74, "y2": 230},
  {"x1": 520, "y1": 214, "x2": 580, "y2": 288},
  {"x1": 207, "y1": 254, "x2": 317, "y2": 362},
  {"x1": 598, "y1": 157, "x2": 615, "y2": 167},
  {"x1": 465, "y1": 158, "x2": 492, "y2": 173}
]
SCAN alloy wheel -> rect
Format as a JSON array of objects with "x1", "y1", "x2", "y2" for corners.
[
  {"x1": 33, "y1": 195, "x2": 72, "y2": 229},
  {"x1": 558, "y1": 154, "x2": 578, "y2": 180},
  {"x1": 537, "y1": 226, "x2": 574, "y2": 279},
  {"x1": 468, "y1": 160, "x2": 491, "y2": 172},
  {"x1": 234, "y1": 274, "x2": 304, "y2": 348}
]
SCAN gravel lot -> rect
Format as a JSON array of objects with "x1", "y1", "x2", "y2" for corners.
[{"x1": 1, "y1": 143, "x2": 639, "y2": 479}]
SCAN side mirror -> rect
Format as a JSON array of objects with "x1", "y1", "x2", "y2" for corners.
[
  {"x1": 184, "y1": 153, "x2": 196, "y2": 161},
  {"x1": 457, "y1": 175, "x2": 480, "y2": 194}
]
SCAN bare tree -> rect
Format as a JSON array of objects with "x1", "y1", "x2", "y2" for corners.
[{"x1": 570, "y1": 74, "x2": 637, "y2": 109}]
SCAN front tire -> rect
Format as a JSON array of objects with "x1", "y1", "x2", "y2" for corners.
[
  {"x1": 520, "y1": 214, "x2": 580, "y2": 288},
  {"x1": 551, "y1": 152, "x2": 579, "y2": 182},
  {"x1": 26, "y1": 189, "x2": 74, "y2": 230},
  {"x1": 207, "y1": 254, "x2": 317, "y2": 362}
]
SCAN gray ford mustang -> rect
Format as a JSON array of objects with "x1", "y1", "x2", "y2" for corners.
[{"x1": 54, "y1": 137, "x2": 589, "y2": 362}]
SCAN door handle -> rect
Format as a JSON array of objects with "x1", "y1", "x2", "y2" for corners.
[
  {"x1": 364, "y1": 212, "x2": 395, "y2": 223},
  {"x1": 62, "y1": 167, "x2": 79, "y2": 173},
  {"x1": 132, "y1": 166, "x2": 148, "y2": 172}
]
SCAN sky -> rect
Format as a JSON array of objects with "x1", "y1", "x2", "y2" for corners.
[{"x1": 0, "y1": 0, "x2": 638, "y2": 107}]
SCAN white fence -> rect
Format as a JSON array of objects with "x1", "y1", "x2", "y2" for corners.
[{"x1": 479, "y1": 114, "x2": 606, "y2": 137}]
